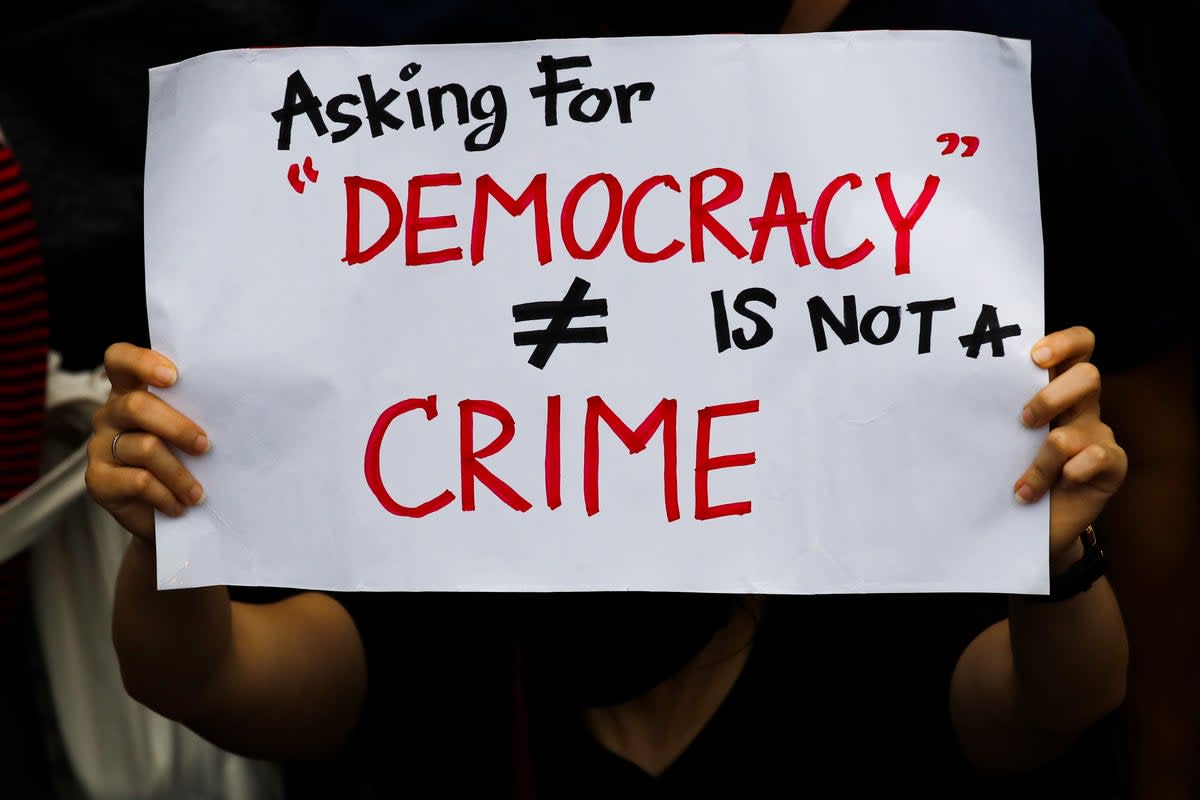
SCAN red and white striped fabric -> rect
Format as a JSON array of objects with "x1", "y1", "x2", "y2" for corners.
[{"x1": 0, "y1": 140, "x2": 49, "y2": 629}]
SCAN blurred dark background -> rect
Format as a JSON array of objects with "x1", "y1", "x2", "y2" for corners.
[
  {"x1": 0, "y1": 1, "x2": 321, "y2": 371},
  {"x1": 1097, "y1": 0, "x2": 1198, "y2": 224}
]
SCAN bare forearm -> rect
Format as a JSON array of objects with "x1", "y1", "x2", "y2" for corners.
[
  {"x1": 1008, "y1": 552, "x2": 1128, "y2": 732},
  {"x1": 112, "y1": 539, "x2": 366, "y2": 760},
  {"x1": 181, "y1": 591, "x2": 368, "y2": 759},
  {"x1": 953, "y1": 578, "x2": 1126, "y2": 773},
  {"x1": 112, "y1": 537, "x2": 234, "y2": 720}
]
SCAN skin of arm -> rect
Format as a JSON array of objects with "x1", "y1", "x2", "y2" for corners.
[
  {"x1": 948, "y1": 329, "x2": 1130, "y2": 771},
  {"x1": 112, "y1": 538, "x2": 367, "y2": 760},
  {"x1": 950, "y1": 573, "x2": 1127, "y2": 772}
]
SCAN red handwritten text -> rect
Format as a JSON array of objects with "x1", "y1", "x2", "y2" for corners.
[
  {"x1": 342, "y1": 169, "x2": 940, "y2": 275},
  {"x1": 363, "y1": 395, "x2": 759, "y2": 521}
]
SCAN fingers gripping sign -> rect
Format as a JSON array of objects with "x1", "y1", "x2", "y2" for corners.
[
  {"x1": 1013, "y1": 328, "x2": 1128, "y2": 560},
  {"x1": 85, "y1": 343, "x2": 212, "y2": 542}
]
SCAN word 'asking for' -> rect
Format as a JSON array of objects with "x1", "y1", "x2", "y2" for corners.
[{"x1": 271, "y1": 55, "x2": 655, "y2": 153}]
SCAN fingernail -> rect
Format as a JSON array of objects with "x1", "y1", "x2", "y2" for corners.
[
  {"x1": 188, "y1": 484, "x2": 206, "y2": 505},
  {"x1": 1032, "y1": 347, "x2": 1052, "y2": 366},
  {"x1": 1021, "y1": 406, "x2": 1036, "y2": 427},
  {"x1": 194, "y1": 434, "x2": 210, "y2": 453},
  {"x1": 169, "y1": 502, "x2": 186, "y2": 517},
  {"x1": 153, "y1": 365, "x2": 177, "y2": 385},
  {"x1": 1015, "y1": 484, "x2": 1036, "y2": 504}
]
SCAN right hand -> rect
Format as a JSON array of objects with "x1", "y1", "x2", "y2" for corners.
[{"x1": 86, "y1": 343, "x2": 211, "y2": 542}]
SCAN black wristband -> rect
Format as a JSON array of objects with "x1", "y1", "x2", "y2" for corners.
[{"x1": 1036, "y1": 526, "x2": 1108, "y2": 602}]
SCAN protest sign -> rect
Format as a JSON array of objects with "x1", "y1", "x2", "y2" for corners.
[{"x1": 144, "y1": 30, "x2": 1046, "y2": 592}]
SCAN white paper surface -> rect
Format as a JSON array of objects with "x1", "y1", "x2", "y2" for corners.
[{"x1": 144, "y1": 30, "x2": 1047, "y2": 593}]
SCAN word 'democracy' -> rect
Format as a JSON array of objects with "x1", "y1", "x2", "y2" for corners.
[{"x1": 339, "y1": 169, "x2": 939, "y2": 274}]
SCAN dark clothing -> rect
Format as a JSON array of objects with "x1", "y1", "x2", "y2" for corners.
[
  {"x1": 538, "y1": 596, "x2": 1126, "y2": 799},
  {"x1": 342, "y1": 592, "x2": 1123, "y2": 798}
]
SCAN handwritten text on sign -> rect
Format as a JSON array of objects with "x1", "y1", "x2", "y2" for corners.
[{"x1": 144, "y1": 32, "x2": 1047, "y2": 593}]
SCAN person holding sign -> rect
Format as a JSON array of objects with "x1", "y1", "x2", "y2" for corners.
[
  {"x1": 87, "y1": 326, "x2": 1127, "y2": 797},
  {"x1": 71, "y1": 1, "x2": 1195, "y2": 799}
]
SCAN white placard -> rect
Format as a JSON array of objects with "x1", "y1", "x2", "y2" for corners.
[{"x1": 144, "y1": 30, "x2": 1047, "y2": 593}]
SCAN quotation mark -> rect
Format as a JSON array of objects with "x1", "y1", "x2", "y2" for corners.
[
  {"x1": 936, "y1": 133, "x2": 979, "y2": 157},
  {"x1": 287, "y1": 156, "x2": 319, "y2": 193}
]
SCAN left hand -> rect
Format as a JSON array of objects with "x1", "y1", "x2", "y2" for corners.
[{"x1": 1014, "y1": 326, "x2": 1127, "y2": 567}]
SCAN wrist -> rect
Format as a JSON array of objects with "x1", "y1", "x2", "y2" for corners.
[
  {"x1": 1050, "y1": 535, "x2": 1086, "y2": 576},
  {"x1": 1037, "y1": 526, "x2": 1107, "y2": 602}
]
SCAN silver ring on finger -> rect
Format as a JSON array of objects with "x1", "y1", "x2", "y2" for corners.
[{"x1": 111, "y1": 432, "x2": 131, "y2": 467}]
